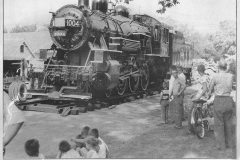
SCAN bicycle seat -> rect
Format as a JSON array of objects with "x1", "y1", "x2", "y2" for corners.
[{"x1": 192, "y1": 99, "x2": 207, "y2": 104}]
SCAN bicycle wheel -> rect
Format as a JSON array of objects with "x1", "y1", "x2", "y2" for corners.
[{"x1": 192, "y1": 107, "x2": 205, "y2": 139}]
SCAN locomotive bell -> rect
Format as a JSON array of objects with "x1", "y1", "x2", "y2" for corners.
[
  {"x1": 92, "y1": 0, "x2": 108, "y2": 13},
  {"x1": 114, "y1": 5, "x2": 129, "y2": 18}
]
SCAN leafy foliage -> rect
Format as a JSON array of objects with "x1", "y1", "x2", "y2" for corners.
[
  {"x1": 157, "y1": 0, "x2": 180, "y2": 14},
  {"x1": 227, "y1": 59, "x2": 236, "y2": 75},
  {"x1": 211, "y1": 21, "x2": 236, "y2": 56},
  {"x1": 10, "y1": 24, "x2": 37, "y2": 33}
]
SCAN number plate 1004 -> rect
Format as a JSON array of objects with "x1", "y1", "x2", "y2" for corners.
[
  {"x1": 65, "y1": 19, "x2": 81, "y2": 27},
  {"x1": 54, "y1": 30, "x2": 66, "y2": 36}
]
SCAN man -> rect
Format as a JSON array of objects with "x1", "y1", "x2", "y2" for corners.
[
  {"x1": 169, "y1": 65, "x2": 176, "y2": 98},
  {"x1": 170, "y1": 68, "x2": 186, "y2": 128},
  {"x1": 208, "y1": 59, "x2": 234, "y2": 150},
  {"x1": 177, "y1": 66, "x2": 186, "y2": 120},
  {"x1": 168, "y1": 65, "x2": 176, "y2": 123},
  {"x1": 186, "y1": 64, "x2": 210, "y2": 134},
  {"x1": 3, "y1": 91, "x2": 25, "y2": 155}
]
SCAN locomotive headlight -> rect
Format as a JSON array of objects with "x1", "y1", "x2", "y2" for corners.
[{"x1": 49, "y1": 5, "x2": 91, "y2": 51}]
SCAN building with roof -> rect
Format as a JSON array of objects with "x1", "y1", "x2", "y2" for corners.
[
  {"x1": 4, "y1": 38, "x2": 35, "y2": 60},
  {"x1": 3, "y1": 31, "x2": 53, "y2": 76},
  {"x1": 4, "y1": 31, "x2": 53, "y2": 60}
]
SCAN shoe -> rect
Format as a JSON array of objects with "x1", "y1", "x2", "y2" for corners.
[{"x1": 174, "y1": 126, "x2": 183, "y2": 129}]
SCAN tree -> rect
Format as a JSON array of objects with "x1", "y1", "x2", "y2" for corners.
[
  {"x1": 157, "y1": 0, "x2": 180, "y2": 14},
  {"x1": 211, "y1": 20, "x2": 236, "y2": 56},
  {"x1": 10, "y1": 24, "x2": 37, "y2": 33},
  {"x1": 113, "y1": 0, "x2": 179, "y2": 13}
]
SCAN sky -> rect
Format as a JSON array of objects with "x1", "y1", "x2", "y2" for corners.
[{"x1": 4, "y1": 0, "x2": 236, "y2": 35}]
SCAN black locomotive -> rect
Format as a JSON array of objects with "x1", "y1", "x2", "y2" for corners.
[{"x1": 26, "y1": 0, "x2": 194, "y2": 99}]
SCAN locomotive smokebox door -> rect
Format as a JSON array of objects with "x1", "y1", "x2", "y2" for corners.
[{"x1": 49, "y1": 5, "x2": 91, "y2": 51}]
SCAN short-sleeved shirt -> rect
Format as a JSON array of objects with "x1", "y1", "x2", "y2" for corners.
[
  {"x1": 210, "y1": 72, "x2": 233, "y2": 96},
  {"x1": 61, "y1": 149, "x2": 82, "y2": 158},
  {"x1": 172, "y1": 77, "x2": 186, "y2": 96},
  {"x1": 169, "y1": 75, "x2": 175, "y2": 96},
  {"x1": 195, "y1": 74, "x2": 210, "y2": 100},
  {"x1": 98, "y1": 137, "x2": 108, "y2": 158},
  {"x1": 178, "y1": 73, "x2": 186, "y2": 84},
  {"x1": 3, "y1": 92, "x2": 25, "y2": 136}
]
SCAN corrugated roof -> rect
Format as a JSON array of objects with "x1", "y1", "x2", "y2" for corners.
[
  {"x1": 3, "y1": 39, "x2": 34, "y2": 60},
  {"x1": 4, "y1": 31, "x2": 53, "y2": 54}
]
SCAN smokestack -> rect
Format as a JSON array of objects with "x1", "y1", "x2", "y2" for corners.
[{"x1": 78, "y1": 0, "x2": 89, "y2": 9}]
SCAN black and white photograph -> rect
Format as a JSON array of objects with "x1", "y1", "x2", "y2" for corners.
[{"x1": 2, "y1": 0, "x2": 237, "y2": 159}]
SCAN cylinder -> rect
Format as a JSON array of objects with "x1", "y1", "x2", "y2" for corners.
[
  {"x1": 78, "y1": 0, "x2": 89, "y2": 9},
  {"x1": 92, "y1": 0, "x2": 108, "y2": 13}
]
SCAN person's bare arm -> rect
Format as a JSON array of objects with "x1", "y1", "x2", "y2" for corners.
[
  {"x1": 177, "y1": 80, "x2": 186, "y2": 96},
  {"x1": 3, "y1": 122, "x2": 23, "y2": 147},
  {"x1": 71, "y1": 138, "x2": 85, "y2": 143},
  {"x1": 159, "y1": 92, "x2": 163, "y2": 104}
]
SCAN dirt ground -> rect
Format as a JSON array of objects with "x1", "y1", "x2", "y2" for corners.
[{"x1": 4, "y1": 86, "x2": 236, "y2": 159}]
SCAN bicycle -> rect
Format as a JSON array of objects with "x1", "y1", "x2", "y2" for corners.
[{"x1": 191, "y1": 99, "x2": 214, "y2": 139}]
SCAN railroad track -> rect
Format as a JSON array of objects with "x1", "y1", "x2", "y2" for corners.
[{"x1": 18, "y1": 87, "x2": 161, "y2": 116}]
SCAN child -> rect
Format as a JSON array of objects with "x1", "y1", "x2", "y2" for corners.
[
  {"x1": 159, "y1": 81, "x2": 170, "y2": 124},
  {"x1": 85, "y1": 136, "x2": 100, "y2": 158},
  {"x1": 25, "y1": 139, "x2": 45, "y2": 159},
  {"x1": 81, "y1": 126, "x2": 90, "y2": 138},
  {"x1": 71, "y1": 126, "x2": 90, "y2": 150},
  {"x1": 74, "y1": 134, "x2": 86, "y2": 157},
  {"x1": 75, "y1": 134, "x2": 86, "y2": 149},
  {"x1": 56, "y1": 140, "x2": 82, "y2": 159},
  {"x1": 88, "y1": 128, "x2": 109, "y2": 158}
]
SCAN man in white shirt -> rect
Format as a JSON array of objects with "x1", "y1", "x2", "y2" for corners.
[
  {"x1": 168, "y1": 65, "x2": 176, "y2": 123},
  {"x1": 177, "y1": 66, "x2": 186, "y2": 120}
]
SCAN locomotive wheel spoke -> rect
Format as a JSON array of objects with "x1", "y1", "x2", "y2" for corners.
[
  {"x1": 105, "y1": 89, "x2": 112, "y2": 98},
  {"x1": 129, "y1": 75, "x2": 139, "y2": 93},
  {"x1": 117, "y1": 79, "x2": 127, "y2": 95},
  {"x1": 141, "y1": 63, "x2": 149, "y2": 90}
]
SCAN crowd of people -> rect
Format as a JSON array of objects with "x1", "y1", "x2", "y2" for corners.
[
  {"x1": 159, "y1": 59, "x2": 235, "y2": 150},
  {"x1": 3, "y1": 90, "x2": 109, "y2": 159},
  {"x1": 24, "y1": 126, "x2": 109, "y2": 159}
]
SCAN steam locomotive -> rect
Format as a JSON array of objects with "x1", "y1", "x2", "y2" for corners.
[{"x1": 26, "y1": 0, "x2": 194, "y2": 99}]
